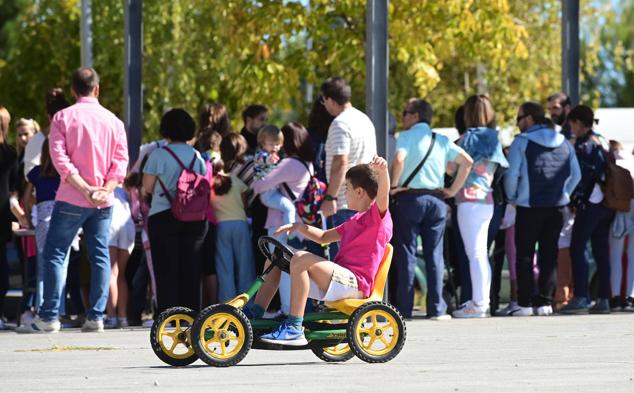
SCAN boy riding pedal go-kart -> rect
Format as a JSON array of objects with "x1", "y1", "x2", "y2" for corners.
[
  {"x1": 150, "y1": 156, "x2": 406, "y2": 366},
  {"x1": 254, "y1": 156, "x2": 394, "y2": 345}
]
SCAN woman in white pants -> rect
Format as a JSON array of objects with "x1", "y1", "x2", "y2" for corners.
[{"x1": 452, "y1": 95, "x2": 508, "y2": 318}]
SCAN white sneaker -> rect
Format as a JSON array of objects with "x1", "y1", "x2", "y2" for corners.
[
  {"x1": 0, "y1": 318, "x2": 6, "y2": 330},
  {"x1": 509, "y1": 306, "x2": 534, "y2": 316},
  {"x1": 451, "y1": 301, "x2": 489, "y2": 318},
  {"x1": 16, "y1": 316, "x2": 61, "y2": 333},
  {"x1": 494, "y1": 302, "x2": 521, "y2": 316},
  {"x1": 81, "y1": 319, "x2": 104, "y2": 333},
  {"x1": 534, "y1": 305, "x2": 553, "y2": 316}
]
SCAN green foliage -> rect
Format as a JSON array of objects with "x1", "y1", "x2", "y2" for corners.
[{"x1": 0, "y1": 0, "x2": 621, "y2": 144}]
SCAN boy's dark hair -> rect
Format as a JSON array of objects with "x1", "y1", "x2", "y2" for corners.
[
  {"x1": 159, "y1": 108, "x2": 196, "y2": 142},
  {"x1": 71, "y1": 67, "x2": 100, "y2": 97},
  {"x1": 212, "y1": 158, "x2": 232, "y2": 196},
  {"x1": 345, "y1": 164, "x2": 378, "y2": 199},
  {"x1": 320, "y1": 77, "x2": 351, "y2": 105},
  {"x1": 45, "y1": 88, "x2": 70, "y2": 118},
  {"x1": 567, "y1": 105, "x2": 596, "y2": 128},
  {"x1": 242, "y1": 104, "x2": 267, "y2": 123}
]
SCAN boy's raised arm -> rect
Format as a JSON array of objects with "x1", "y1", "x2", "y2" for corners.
[{"x1": 369, "y1": 156, "x2": 389, "y2": 215}]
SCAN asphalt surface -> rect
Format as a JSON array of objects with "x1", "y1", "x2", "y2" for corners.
[{"x1": 1, "y1": 313, "x2": 633, "y2": 392}]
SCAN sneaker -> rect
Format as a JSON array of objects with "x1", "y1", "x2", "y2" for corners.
[
  {"x1": 16, "y1": 316, "x2": 61, "y2": 333},
  {"x1": 141, "y1": 319, "x2": 154, "y2": 328},
  {"x1": 509, "y1": 306, "x2": 534, "y2": 316},
  {"x1": 560, "y1": 297, "x2": 590, "y2": 314},
  {"x1": 117, "y1": 317, "x2": 129, "y2": 328},
  {"x1": 81, "y1": 319, "x2": 105, "y2": 333},
  {"x1": 104, "y1": 317, "x2": 118, "y2": 329},
  {"x1": 534, "y1": 305, "x2": 553, "y2": 316},
  {"x1": 609, "y1": 296, "x2": 623, "y2": 312},
  {"x1": 451, "y1": 301, "x2": 488, "y2": 318},
  {"x1": 19, "y1": 311, "x2": 35, "y2": 327},
  {"x1": 623, "y1": 297, "x2": 634, "y2": 312},
  {"x1": 494, "y1": 302, "x2": 521, "y2": 316},
  {"x1": 260, "y1": 321, "x2": 308, "y2": 346},
  {"x1": 590, "y1": 298, "x2": 611, "y2": 314},
  {"x1": 0, "y1": 318, "x2": 6, "y2": 330}
]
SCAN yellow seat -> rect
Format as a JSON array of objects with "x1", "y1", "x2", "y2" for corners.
[{"x1": 325, "y1": 244, "x2": 393, "y2": 315}]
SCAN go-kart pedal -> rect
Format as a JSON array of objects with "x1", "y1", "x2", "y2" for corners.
[{"x1": 259, "y1": 321, "x2": 308, "y2": 346}]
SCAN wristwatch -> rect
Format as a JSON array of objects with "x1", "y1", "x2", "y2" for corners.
[{"x1": 324, "y1": 195, "x2": 338, "y2": 201}]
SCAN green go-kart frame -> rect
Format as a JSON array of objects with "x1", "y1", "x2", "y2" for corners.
[{"x1": 150, "y1": 236, "x2": 406, "y2": 367}]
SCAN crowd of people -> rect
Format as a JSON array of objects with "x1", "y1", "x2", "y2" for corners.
[{"x1": 0, "y1": 68, "x2": 633, "y2": 334}]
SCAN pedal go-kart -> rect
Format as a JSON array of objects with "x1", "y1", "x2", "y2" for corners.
[{"x1": 150, "y1": 236, "x2": 406, "y2": 367}]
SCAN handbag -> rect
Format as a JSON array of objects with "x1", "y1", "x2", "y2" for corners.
[{"x1": 390, "y1": 132, "x2": 437, "y2": 209}]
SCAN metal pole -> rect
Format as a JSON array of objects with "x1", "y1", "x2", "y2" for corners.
[
  {"x1": 124, "y1": 0, "x2": 143, "y2": 165},
  {"x1": 562, "y1": 0, "x2": 580, "y2": 105},
  {"x1": 80, "y1": 0, "x2": 93, "y2": 67},
  {"x1": 365, "y1": 0, "x2": 389, "y2": 161}
]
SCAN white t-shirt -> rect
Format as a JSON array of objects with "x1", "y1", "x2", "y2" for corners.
[
  {"x1": 325, "y1": 106, "x2": 377, "y2": 208},
  {"x1": 23, "y1": 131, "x2": 46, "y2": 178}
]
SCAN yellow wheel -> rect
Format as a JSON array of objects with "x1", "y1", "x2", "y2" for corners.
[
  {"x1": 311, "y1": 319, "x2": 354, "y2": 362},
  {"x1": 347, "y1": 302, "x2": 406, "y2": 363},
  {"x1": 312, "y1": 342, "x2": 355, "y2": 362},
  {"x1": 191, "y1": 304, "x2": 252, "y2": 367},
  {"x1": 150, "y1": 307, "x2": 198, "y2": 366}
]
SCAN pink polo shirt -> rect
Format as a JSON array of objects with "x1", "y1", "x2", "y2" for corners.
[
  {"x1": 335, "y1": 202, "x2": 393, "y2": 297},
  {"x1": 49, "y1": 96, "x2": 129, "y2": 208}
]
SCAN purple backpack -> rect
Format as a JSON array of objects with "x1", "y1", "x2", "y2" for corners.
[{"x1": 157, "y1": 146, "x2": 210, "y2": 222}]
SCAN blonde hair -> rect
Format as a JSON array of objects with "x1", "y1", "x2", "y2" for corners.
[
  {"x1": 15, "y1": 118, "x2": 41, "y2": 154},
  {"x1": 0, "y1": 106, "x2": 10, "y2": 145},
  {"x1": 257, "y1": 124, "x2": 283, "y2": 147},
  {"x1": 463, "y1": 95, "x2": 496, "y2": 129}
]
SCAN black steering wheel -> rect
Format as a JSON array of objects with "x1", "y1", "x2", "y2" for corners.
[{"x1": 257, "y1": 236, "x2": 295, "y2": 274}]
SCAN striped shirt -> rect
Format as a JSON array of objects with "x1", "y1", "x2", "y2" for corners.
[
  {"x1": 325, "y1": 106, "x2": 377, "y2": 208},
  {"x1": 228, "y1": 157, "x2": 257, "y2": 207}
]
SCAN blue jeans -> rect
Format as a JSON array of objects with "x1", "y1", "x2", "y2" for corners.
[
  {"x1": 260, "y1": 189, "x2": 296, "y2": 225},
  {"x1": 392, "y1": 194, "x2": 447, "y2": 318},
  {"x1": 39, "y1": 202, "x2": 112, "y2": 322},
  {"x1": 570, "y1": 202, "x2": 614, "y2": 300},
  {"x1": 326, "y1": 208, "x2": 356, "y2": 260},
  {"x1": 215, "y1": 220, "x2": 256, "y2": 302}
]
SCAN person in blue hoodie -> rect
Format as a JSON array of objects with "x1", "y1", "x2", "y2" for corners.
[
  {"x1": 504, "y1": 102, "x2": 581, "y2": 317},
  {"x1": 561, "y1": 105, "x2": 615, "y2": 315}
]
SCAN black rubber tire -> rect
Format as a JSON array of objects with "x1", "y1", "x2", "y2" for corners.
[
  {"x1": 150, "y1": 307, "x2": 198, "y2": 366},
  {"x1": 191, "y1": 304, "x2": 253, "y2": 367},
  {"x1": 311, "y1": 344, "x2": 355, "y2": 362},
  {"x1": 346, "y1": 302, "x2": 406, "y2": 363}
]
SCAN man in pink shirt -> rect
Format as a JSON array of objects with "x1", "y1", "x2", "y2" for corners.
[
  {"x1": 249, "y1": 156, "x2": 392, "y2": 346},
  {"x1": 28, "y1": 67, "x2": 129, "y2": 334}
]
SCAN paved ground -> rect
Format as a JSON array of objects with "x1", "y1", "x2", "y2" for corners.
[{"x1": 1, "y1": 313, "x2": 633, "y2": 393}]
